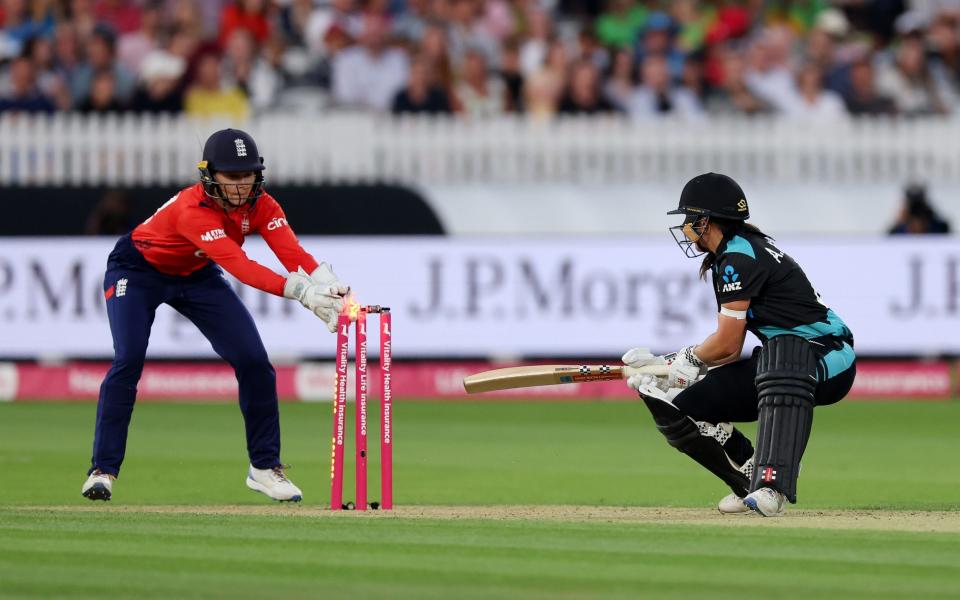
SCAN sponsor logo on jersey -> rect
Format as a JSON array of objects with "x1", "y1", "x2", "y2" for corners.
[
  {"x1": 720, "y1": 265, "x2": 741, "y2": 292},
  {"x1": 266, "y1": 217, "x2": 288, "y2": 231},
  {"x1": 200, "y1": 228, "x2": 227, "y2": 242},
  {"x1": 234, "y1": 138, "x2": 247, "y2": 157}
]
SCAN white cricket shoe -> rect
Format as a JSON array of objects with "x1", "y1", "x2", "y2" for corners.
[
  {"x1": 744, "y1": 487, "x2": 787, "y2": 517},
  {"x1": 246, "y1": 465, "x2": 303, "y2": 502},
  {"x1": 81, "y1": 469, "x2": 115, "y2": 501},
  {"x1": 717, "y1": 454, "x2": 754, "y2": 514},
  {"x1": 717, "y1": 493, "x2": 750, "y2": 514}
]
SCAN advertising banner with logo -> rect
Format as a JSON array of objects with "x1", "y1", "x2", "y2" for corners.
[
  {"x1": 1, "y1": 361, "x2": 953, "y2": 402},
  {"x1": 0, "y1": 237, "x2": 957, "y2": 358}
]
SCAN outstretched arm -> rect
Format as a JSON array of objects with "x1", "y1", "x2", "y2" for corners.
[
  {"x1": 257, "y1": 197, "x2": 349, "y2": 297},
  {"x1": 257, "y1": 201, "x2": 319, "y2": 275},
  {"x1": 177, "y1": 211, "x2": 288, "y2": 296}
]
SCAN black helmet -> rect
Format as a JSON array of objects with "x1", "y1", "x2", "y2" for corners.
[
  {"x1": 198, "y1": 128, "x2": 265, "y2": 207},
  {"x1": 668, "y1": 173, "x2": 748, "y2": 258},
  {"x1": 668, "y1": 172, "x2": 749, "y2": 220}
]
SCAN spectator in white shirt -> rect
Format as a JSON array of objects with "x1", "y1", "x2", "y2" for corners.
[
  {"x1": 603, "y1": 48, "x2": 635, "y2": 110},
  {"x1": 454, "y1": 49, "x2": 506, "y2": 117},
  {"x1": 223, "y1": 29, "x2": 281, "y2": 112},
  {"x1": 447, "y1": 0, "x2": 499, "y2": 68},
  {"x1": 626, "y1": 54, "x2": 704, "y2": 120},
  {"x1": 784, "y1": 63, "x2": 849, "y2": 122},
  {"x1": 520, "y1": 8, "x2": 552, "y2": 76},
  {"x1": 306, "y1": 0, "x2": 363, "y2": 58},
  {"x1": 744, "y1": 26, "x2": 799, "y2": 112},
  {"x1": 393, "y1": 0, "x2": 432, "y2": 43},
  {"x1": 876, "y1": 33, "x2": 953, "y2": 115},
  {"x1": 332, "y1": 15, "x2": 409, "y2": 111},
  {"x1": 117, "y1": 1, "x2": 162, "y2": 75}
]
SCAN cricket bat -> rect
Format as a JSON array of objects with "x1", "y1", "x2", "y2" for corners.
[{"x1": 462, "y1": 364, "x2": 669, "y2": 394}]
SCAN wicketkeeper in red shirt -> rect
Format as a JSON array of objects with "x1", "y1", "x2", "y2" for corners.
[{"x1": 82, "y1": 129, "x2": 348, "y2": 502}]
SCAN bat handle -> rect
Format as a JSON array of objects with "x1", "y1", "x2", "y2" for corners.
[{"x1": 622, "y1": 364, "x2": 670, "y2": 378}]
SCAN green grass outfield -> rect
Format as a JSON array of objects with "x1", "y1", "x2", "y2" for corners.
[{"x1": 1, "y1": 400, "x2": 958, "y2": 599}]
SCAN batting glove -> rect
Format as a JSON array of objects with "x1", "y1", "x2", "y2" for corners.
[
  {"x1": 621, "y1": 347, "x2": 667, "y2": 368},
  {"x1": 663, "y1": 345, "x2": 707, "y2": 389}
]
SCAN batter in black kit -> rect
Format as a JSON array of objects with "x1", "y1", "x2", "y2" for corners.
[{"x1": 622, "y1": 172, "x2": 856, "y2": 517}]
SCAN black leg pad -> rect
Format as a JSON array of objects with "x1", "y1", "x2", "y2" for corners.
[{"x1": 750, "y1": 335, "x2": 818, "y2": 503}]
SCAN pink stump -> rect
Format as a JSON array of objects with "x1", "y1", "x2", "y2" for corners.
[
  {"x1": 330, "y1": 313, "x2": 350, "y2": 510},
  {"x1": 379, "y1": 309, "x2": 393, "y2": 509},
  {"x1": 355, "y1": 310, "x2": 368, "y2": 510}
]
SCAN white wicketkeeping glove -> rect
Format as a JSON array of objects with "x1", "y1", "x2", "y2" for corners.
[
  {"x1": 664, "y1": 345, "x2": 707, "y2": 390},
  {"x1": 283, "y1": 267, "x2": 344, "y2": 332},
  {"x1": 310, "y1": 262, "x2": 350, "y2": 298}
]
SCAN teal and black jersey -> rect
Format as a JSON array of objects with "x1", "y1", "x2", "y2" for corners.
[{"x1": 710, "y1": 230, "x2": 855, "y2": 380}]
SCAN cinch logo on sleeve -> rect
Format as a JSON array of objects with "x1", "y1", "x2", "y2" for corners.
[
  {"x1": 266, "y1": 217, "x2": 288, "y2": 231},
  {"x1": 200, "y1": 228, "x2": 227, "y2": 242},
  {"x1": 721, "y1": 265, "x2": 742, "y2": 292}
]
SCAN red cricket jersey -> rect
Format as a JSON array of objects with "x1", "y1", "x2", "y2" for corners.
[{"x1": 131, "y1": 183, "x2": 319, "y2": 296}]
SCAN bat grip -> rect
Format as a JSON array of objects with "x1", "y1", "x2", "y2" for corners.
[{"x1": 622, "y1": 364, "x2": 670, "y2": 378}]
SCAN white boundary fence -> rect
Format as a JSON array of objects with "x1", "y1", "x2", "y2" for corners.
[{"x1": 1, "y1": 113, "x2": 959, "y2": 186}]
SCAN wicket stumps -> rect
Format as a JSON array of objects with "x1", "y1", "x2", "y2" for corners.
[{"x1": 330, "y1": 305, "x2": 392, "y2": 510}]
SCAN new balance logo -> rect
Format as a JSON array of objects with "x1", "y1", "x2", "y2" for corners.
[
  {"x1": 234, "y1": 138, "x2": 247, "y2": 157},
  {"x1": 266, "y1": 217, "x2": 288, "y2": 231},
  {"x1": 116, "y1": 278, "x2": 128, "y2": 297},
  {"x1": 200, "y1": 228, "x2": 226, "y2": 242}
]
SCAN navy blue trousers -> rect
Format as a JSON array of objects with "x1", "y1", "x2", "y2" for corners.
[{"x1": 91, "y1": 235, "x2": 281, "y2": 476}]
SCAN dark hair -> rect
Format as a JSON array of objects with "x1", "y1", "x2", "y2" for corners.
[
  {"x1": 92, "y1": 24, "x2": 118, "y2": 52},
  {"x1": 699, "y1": 219, "x2": 771, "y2": 279}
]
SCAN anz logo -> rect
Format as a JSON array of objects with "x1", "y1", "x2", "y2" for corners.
[{"x1": 721, "y1": 265, "x2": 742, "y2": 293}]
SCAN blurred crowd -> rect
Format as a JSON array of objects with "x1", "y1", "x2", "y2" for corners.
[{"x1": 2, "y1": 0, "x2": 960, "y2": 121}]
